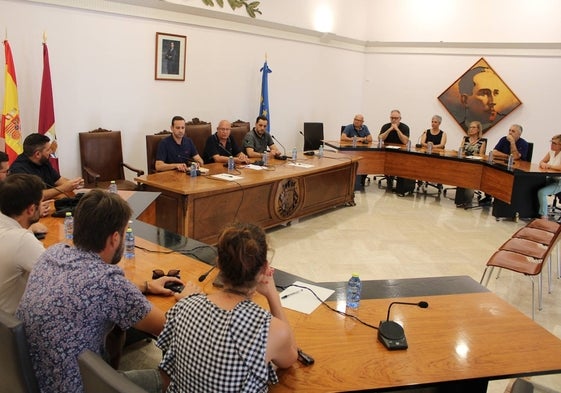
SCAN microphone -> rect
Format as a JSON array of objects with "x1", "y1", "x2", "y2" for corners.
[
  {"x1": 299, "y1": 131, "x2": 315, "y2": 156},
  {"x1": 271, "y1": 135, "x2": 288, "y2": 159},
  {"x1": 198, "y1": 265, "x2": 216, "y2": 282},
  {"x1": 415, "y1": 131, "x2": 426, "y2": 149},
  {"x1": 378, "y1": 301, "x2": 429, "y2": 350}
]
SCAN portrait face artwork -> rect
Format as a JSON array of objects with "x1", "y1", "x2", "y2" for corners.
[
  {"x1": 155, "y1": 32, "x2": 187, "y2": 81},
  {"x1": 438, "y1": 58, "x2": 522, "y2": 134}
]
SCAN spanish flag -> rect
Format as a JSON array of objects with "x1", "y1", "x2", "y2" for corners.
[
  {"x1": 38, "y1": 41, "x2": 59, "y2": 172},
  {"x1": 1, "y1": 40, "x2": 22, "y2": 164}
]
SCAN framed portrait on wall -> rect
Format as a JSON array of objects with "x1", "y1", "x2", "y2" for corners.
[
  {"x1": 438, "y1": 58, "x2": 522, "y2": 134},
  {"x1": 155, "y1": 32, "x2": 186, "y2": 81}
]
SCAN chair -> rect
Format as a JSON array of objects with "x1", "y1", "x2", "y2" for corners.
[
  {"x1": 230, "y1": 119, "x2": 250, "y2": 151},
  {"x1": 340, "y1": 124, "x2": 373, "y2": 189},
  {"x1": 185, "y1": 118, "x2": 211, "y2": 157},
  {"x1": 79, "y1": 129, "x2": 144, "y2": 190},
  {"x1": 145, "y1": 130, "x2": 171, "y2": 174},
  {"x1": 0, "y1": 310, "x2": 40, "y2": 393},
  {"x1": 78, "y1": 349, "x2": 148, "y2": 393}
]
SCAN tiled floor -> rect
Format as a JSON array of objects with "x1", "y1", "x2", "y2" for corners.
[{"x1": 121, "y1": 183, "x2": 561, "y2": 392}]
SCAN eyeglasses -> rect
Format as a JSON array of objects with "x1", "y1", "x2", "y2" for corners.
[
  {"x1": 390, "y1": 117, "x2": 400, "y2": 120},
  {"x1": 217, "y1": 127, "x2": 231, "y2": 131},
  {"x1": 152, "y1": 269, "x2": 181, "y2": 279},
  {"x1": 353, "y1": 118, "x2": 364, "y2": 122},
  {"x1": 550, "y1": 140, "x2": 561, "y2": 146}
]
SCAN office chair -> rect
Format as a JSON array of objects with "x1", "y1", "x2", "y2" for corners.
[
  {"x1": 0, "y1": 310, "x2": 40, "y2": 393},
  {"x1": 339, "y1": 124, "x2": 373, "y2": 188},
  {"x1": 230, "y1": 119, "x2": 250, "y2": 150},
  {"x1": 145, "y1": 130, "x2": 171, "y2": 174},
  {"x1": 79, "y1": 129, "x2": 144, "y2": 190}
]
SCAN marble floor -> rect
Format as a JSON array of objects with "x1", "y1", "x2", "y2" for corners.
[{"x1": 122, "y1": 182, "x2": 561, "y2": 393}]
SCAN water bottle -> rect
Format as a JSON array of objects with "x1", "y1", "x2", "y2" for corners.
[
  {"x1": 263, "y1": 151, "x2": 269, "y2": 166},
  {"x1": 318, "y1": 144, "x2": 324, "y2": 158},
  {"x1": 406, "y1": 140, "x2": 411, "y2": 152},
  {"x1": 108, "y1": 180, "x2": 117, "y2": 194},
  {"x1": 458, "y1": 147, "x2": 464, "y2": 158},
  {"x1": 124, "y1": 227, "x2": 135, "y2": 259},
  {"x1": 227, "y1": 156, "x2": 235, "y2": 172},
  {"x1": 64, "y1": 212, "x2": 74, "y2": 240},
  {"x1": 507, "y1": 154, "x2": 514, "y2": 170},
  {"x1": 352, "y1": 135, "x2": 357, "y2": 148},
  {"x1": 346, "y1": 273, "x2": 362, "y2": 310},
  {"x1": 377, "y1": 139, "x2": 384, "y2": 149},
  {"x1": 487, "y1": 150, "x2": 493, "y2": 164},
  {"x1": 427, "y1": 142, "x2": 433, "y2": 155},
  {"x1": 190, "y1": 163, "x2": 197, "y2": 177},
  {"x1": 291, "y1": 147, "x2": 298, "y2": 161}
]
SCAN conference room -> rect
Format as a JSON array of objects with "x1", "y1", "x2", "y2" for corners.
[{"x1": 2, "y1": 1, "x2": 561, "y2": 392}]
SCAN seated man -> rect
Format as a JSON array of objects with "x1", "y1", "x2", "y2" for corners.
[
  {"x1": 379, "y1": 110, "x2": 410, "y2": 190},
  {"x1": 202, "y1": 120, "x2": 250, "y2": 164},
  {"x1": 156, "y1": 115, "x2": 204, "y2": 172},
  {"x1": 341, "y1": 114, "x2": 373, "y2": 144},
  {"x1": 16, "y1": 190, "x2": 197, "y2": 393},
  {"x1": 9, "y1": 133, "x2": 83, "y2": 200},
  {"x1": 243, "y1": 115, "x2": 281, "y2": 158},
  {"x1": 0, "y1": 151, "x2": 8, "y2": 181},
  {"x1": 0, "y1": 174, "x2": 46, "y2": 314}
]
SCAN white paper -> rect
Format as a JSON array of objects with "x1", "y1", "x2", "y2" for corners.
[
  {"x1": 211, "y1": 173, "x2": 244, "y2": 181},
  {"x1": 280, "y1": 281, "x2": 335, "y2": 314},
  {"x1": 287, "y1": 162, "x2": 314, "y2": 168},
  {"x1": 244, "y1": 164, "x2": 265, "y2": 170},
  {"x1": 384, "y1": 145, "x2": 401, "y2": 149}
]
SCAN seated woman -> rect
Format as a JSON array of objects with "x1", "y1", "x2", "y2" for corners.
[
  {"x1": 537, "y1": 134, "x2": 561, "y2": 219},
  {"x1": 157, "y1": 222, "x2": 298, "y2": 392},
  {"x1": 420, "y1": 115, "x2": 447, "y2": 149},
  {"x1": 455, "y1": 121, "x2": 486, "y2": 207}
]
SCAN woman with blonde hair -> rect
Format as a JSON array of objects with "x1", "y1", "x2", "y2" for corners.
[{"x1": 537, "y1": 134, "x2": 561, "y2": 219}]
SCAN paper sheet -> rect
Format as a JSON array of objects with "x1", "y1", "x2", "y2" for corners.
[
  {"x1": 280, "y1": 281, "x2": 334, "y2": 314},
  {"x1": 244, "y1": 164, "x2": 266, "y2": 170},
  {"x1": 287, "y1": 162, "x2": 314, "y2": 168},
  {"x1": 211, "y1": 173, "x2": 244, "y2": 181}
]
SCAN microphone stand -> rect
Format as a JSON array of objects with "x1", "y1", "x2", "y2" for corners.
[
  {"x1": 299, "y1": 131, "x2": 315, "y2": 156},
  {"x1": 271, "y1": 135, "x2": 288, "y2": 159}
]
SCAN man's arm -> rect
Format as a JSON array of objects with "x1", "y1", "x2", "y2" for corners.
[
  {"x1": 155, "y1": 160, "x2": 188, "y2": 172},
  {"x1": 44, "y1": 177, "x2": 83, "y2": 198},
  {"x1": 133, "y1": 306, "x2": 166, "y2": 337}
]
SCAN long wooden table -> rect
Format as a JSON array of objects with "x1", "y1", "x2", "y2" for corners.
[
  {"x1": 39, "y1": 192, "x2": 561, "y2": 392},
  {"x1": 326, "y1": 141, "x2": 553, "y2": 219},
  {"x1": 134, "y1": 154, "x2": 358, "y2": 244}
]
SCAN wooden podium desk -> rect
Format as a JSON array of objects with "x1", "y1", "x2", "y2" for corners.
[
  {"x1": 135, "y1": 154, "x2": 358, "y2": 244},
  {"x1": 326, "y1": 141, "x2": 553, "y2": 219}
]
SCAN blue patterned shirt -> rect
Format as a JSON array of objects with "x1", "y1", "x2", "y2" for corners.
[{"x1": 16, "y1": 243, "x2": 152, "y2": 393}]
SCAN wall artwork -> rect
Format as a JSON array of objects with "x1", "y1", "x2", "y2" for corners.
[
  {"x1": 438, "y1": 58, "x2": 522, "y2": 134},
  {"x1": 155, "y1": 32, "x2": 186, "y2": 81}
]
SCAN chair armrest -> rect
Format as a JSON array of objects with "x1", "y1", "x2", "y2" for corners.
[
  {"x1": 121, "y1": 162, "x2": 145, "y2": 177},
  {"x1": 83, "y1": 166, "x2": 100, "y2": 187}
]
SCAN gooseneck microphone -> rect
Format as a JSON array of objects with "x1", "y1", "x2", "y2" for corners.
[
  {"x1": 271, "y1": 135, "x2": 288, "y2": 159},
  {"x1": 298, "y1": 131, "x2": 315, "y2": 156},
  {"x1": 198, "y1": 265, "x2": 216, "y2": 282},
  {"x1": 378, "y1": 301, "x2": 429, "y2": 350}
]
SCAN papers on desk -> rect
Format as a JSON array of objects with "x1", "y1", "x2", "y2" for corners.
[
  {"x1": 384, "y1": 145, "x2": 401, "y2": 149},
  {"x1": 211, "y1": 173, "x2": 243, "y2": 181},
  {"x1": 280, "y1": 281, "x2": 334, "y2": 314},
  {"x1": 244, "y1": 164, "x2": 266, "y2": 170},
  {"x1": 466, "y1": 156, "x2": 483, "y2": 160},
  {"x1": 287, "y1": 162, "x2": 314, "y2": 168}
]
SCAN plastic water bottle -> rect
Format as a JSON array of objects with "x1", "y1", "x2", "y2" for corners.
[
  {"x1": 64, "y1": 212, "x2": 74, "y2": 240},
  {"x1": 406, "y1": 140, "x2": 411, "y2": 152},
  {"x1": 291, "y1": 147, "x2": 298, "y2": 161},
  {"x1": 352, "y1": 135, "x2": 357, "y2": 148},
  {"x1": 458, "y1": 147, "x2": 464, "y2": 158},
  {"x1": 346, "y1": 273, "x2": 362, "y2": 310},
  {"x1": 507, "y1": 154, "x2": 514, "y2": 170},
  {"x1": 263, "y1": 151, "x2": 269, "y2": 166},
  {"x1": 377, "y1": 139, "x2": 383, "y2": 149},
  {"x1": 318, "y1": 144, "x2": 324, "y2": 158},
  {"x1": 227, "y1": 156, "x2": 235, "y2": 172},
  {"x1": 108, "y1": 180, "x2": 117, "y2": 194},
  {"x1": 427, "y1": 142, "x2": 433, "y2": 155},
  {"x1": 124, "y1": 227, "x2": 135, "y2": 259},
  {"x1": 190, "y1": 163, "x2": 197, "y2": 177},
  {"x1": 487, "y1": 150, "x2": 493, "y2": 164}
]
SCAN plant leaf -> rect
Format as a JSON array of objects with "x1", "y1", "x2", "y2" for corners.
[{"x1": 216, "y1": 0, "x2": 224, "y2": 8}]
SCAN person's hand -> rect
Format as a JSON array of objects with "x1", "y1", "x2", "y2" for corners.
[
  {"x1": 40, "y1": 199, "x2": 53, "y2": 217},
  {"x1": 174, "y1": 281, "x2": 203, "y2": 301},
  {"x1": 30, "y1": 222, "x2": 48, "y2": 234},
  {"x1": 175, "y1": 163, "x2": 188, "y2": 172},
  {"x1": 540, "y1": 161, "x2": 549, "y2": 170},
  {"x1": 256, "y1": 266, "x2": 277, "y2": 300},
  {"x1": 69, "y1": 177, "x2": 84, "y2": 191},
  {"x1": 149, "y1": 276, "x2": 185, "y2": 296},
  {"x1": 506, "y1": 134, "x2": 515, "y2": 143}
]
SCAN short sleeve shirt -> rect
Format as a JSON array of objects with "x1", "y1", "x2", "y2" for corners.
[
  {"x1": 342, "y1": 124, "x2": 371, "y2": 138},
  {"x1": 9, "y1": 154, "x2": 60, "y2": 187},
  {"x1": 379, "y1": 122, "x2": 410, "y2": 144},
  {"x1": 16, "y1": 243, "x2": 152, "y2": 393},
  {"x1": 203, "y1": 133, "x2": 243, "y2": 164},
  {"x1": 156, "y1": 135, "x2": 199, "y2": 164},
  {"x1": 243, "y1": 129, "x2": 274, "y2": 154},
  {"x1": 493, "y1": 136, "x2": 529, "y2": 161}
]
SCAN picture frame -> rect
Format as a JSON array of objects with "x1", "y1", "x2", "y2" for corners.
[
  {"x1": 438, "y1": 58, "x2": 522, "y2": 134},
  {"x1": 155, "y1": 32, "x2": 186, "y2": 81}
]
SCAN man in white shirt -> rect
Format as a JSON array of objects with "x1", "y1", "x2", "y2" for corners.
[{"x1": 0, "y1": 174, "x2": 45, "y2": 314}]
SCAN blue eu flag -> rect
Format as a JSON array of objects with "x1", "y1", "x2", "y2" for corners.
[{"x1": 259, "y1": 61, "x2": 272, "y2": 132}]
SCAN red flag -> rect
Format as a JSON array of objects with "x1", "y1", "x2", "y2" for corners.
[
  {"x1": 38, "y1": 42, "x2": 59, "y2": 172},
  {"x1": 1, "y1": 40, "x2": 23, "y2": 164}
]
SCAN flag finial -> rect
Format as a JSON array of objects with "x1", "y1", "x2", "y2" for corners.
[{"x1": 43, "y1": 31, "x2": 47, "y2": 43}]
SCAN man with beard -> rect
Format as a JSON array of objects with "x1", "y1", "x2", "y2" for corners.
[
  {"x1": 0, "y1": 174, "x2": 45, "y2": 314},
  {"x1": 9, "y1": 133, "x2": 83, "y2": 199},
  {"x1": 16, "y1": 190, "x2": 193, "y2": 393}
]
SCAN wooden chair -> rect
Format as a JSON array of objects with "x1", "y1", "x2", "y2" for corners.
[
  {"x1": 185, "y1": 118, "x2": 211, "y2": 157},
  {"x1": 0, "y1": 310, "x2": 39, "y2": 393},
  {"x1": 79, "y1": 129, "x2": 144, "y2": 190},
  {"x1": 145, "y1": 130, "x2": 171, "y2": 174},
  {"x1": 230, "y1": 119, "x2": 250, "y2": 150}
]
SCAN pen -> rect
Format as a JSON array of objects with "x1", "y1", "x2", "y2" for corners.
[{"x1": 281, "y1": 289, "x2": 302, "y2": 299}]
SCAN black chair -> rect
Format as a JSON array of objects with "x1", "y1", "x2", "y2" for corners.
[
  {"x1": 0, "y1": 310, "x2": 40, "y2": 393},
  {"x1": 303, "y1": 122, "x2": 324, "y2": 152}
]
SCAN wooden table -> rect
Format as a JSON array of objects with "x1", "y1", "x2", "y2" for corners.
[
  {"x1": 326, "y1": 141, "x2": 553, "y2": 219},
  {"x1": 134, "y1": 154, "x2": 358, "y2": 244}
]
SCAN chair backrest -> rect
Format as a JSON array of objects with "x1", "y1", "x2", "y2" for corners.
[
  {"x1": 525, "y1": 142, "x2": 534, "y2": 162},
  {"x1": 185, "y1": 119, "x2": 211, "y2": 156},
  {"x1": 303, "y1": 122, "x2": 324, "y2": 151},
  {"x1": 0, "y1": 310, "x2": 39, "y2": 393},
  {"x1": 145, "y1": 131, "x2": 171, "y2": 174},
  {"x1": 78, "y1": 349, "x2": 149, "y2": 393},
  {"x1": 79, "y1": 129, "x2": 125, "y2": 183},
  {"x1": 230, "y1": 120, "x2": 250, "y2": 150}
]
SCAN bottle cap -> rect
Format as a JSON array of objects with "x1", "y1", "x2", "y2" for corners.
[
  {"x1": 352, "y1": 273, "x2": 359, "y2": 277},
  {"x1": 65, "y1": 212, "x2": 72, "y2": 217},
  {"x1": 126, "y1": 228, "x2": 132, "y2": 233}
]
